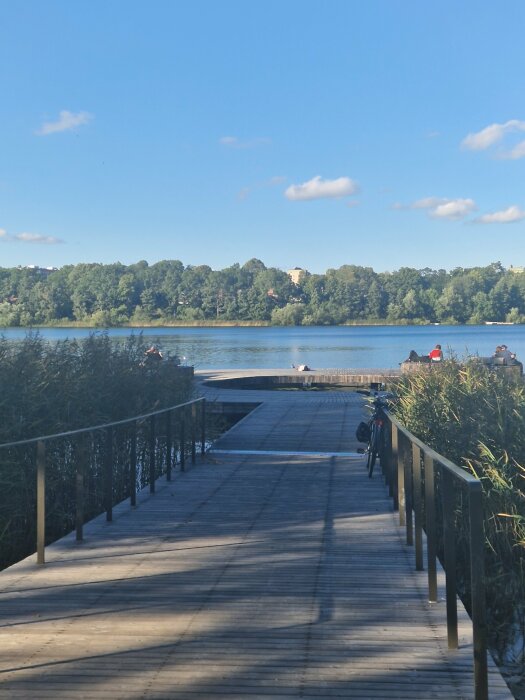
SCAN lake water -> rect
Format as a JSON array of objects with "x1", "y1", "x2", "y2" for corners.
[{"x1": 2, "y1": 325, "x2": 525, "y2": 370}]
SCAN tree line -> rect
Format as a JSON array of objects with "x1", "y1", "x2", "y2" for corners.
[{"x1": 1, "y1": 259, "x2": 524, "y2": 326}]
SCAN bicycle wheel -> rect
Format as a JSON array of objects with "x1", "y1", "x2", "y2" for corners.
[
  {"x1": 367, "y1": 424, "x2": 377, "y2": 476},
  {"x1": 368, "y1": 423, "x2": 381, "y2": 478}
]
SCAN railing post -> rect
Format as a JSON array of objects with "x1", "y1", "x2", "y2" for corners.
[
  {"x1": 397, "y1": 430, "x2": 406, "y2": 526},
  {"x1": 404, "y1": 434, "x2": 414, "y2": 546},
  {"x1": 441, "y1": 467, "x2": 458, "y2": 649},
  {"x1": 200, "y1": 398, "x2": 206, "y2": 455},
  {"x1": 130, "y1": 421, "x2": 137, "y2": 506},
  {"x1": 36, "y1": 440, "x2": 46, "y2": 566},
  {"x1": 424, "y1": 453, "x2": 438, "y2": 602},
  {"x1": 469, "y1": 482, "x2": 488, "y2": 700},
  {"x1": 76, "y1": 435, "x2": 87, "y2": 543},
  {"x1": 191, "y1": 402, "x2": 197, "y2": 465},
  {"x1": 149, "y1": 414, "x2": 156, "y2": 493},
  {"x1": 180, "y1": 408, "x2": 186, "y2": 471},
  {"x1": 166, "y1": 410, "x2": 172, "y2": 481},
  {"x1": 105, "y1": 426, "x2": 113, "y2": 522},
  {"x1": 412, "y1": 443, "x2": 423, "y2": 570},
  {"x1": 391, "y1": 422, "x2": 399, "y2": 510}
]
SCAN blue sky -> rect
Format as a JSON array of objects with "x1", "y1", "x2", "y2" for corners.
[{"x1": 1, "y1": 1, "x2": 525, "y2": 274}]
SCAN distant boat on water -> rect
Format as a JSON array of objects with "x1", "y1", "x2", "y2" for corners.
[{"x1": 485, "y1": 321, "x2": 515, "y2": 325}]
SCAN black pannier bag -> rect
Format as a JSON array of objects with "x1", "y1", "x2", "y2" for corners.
[{"x1": 356, "y1": 421, "x2": 371, "y2": 443}]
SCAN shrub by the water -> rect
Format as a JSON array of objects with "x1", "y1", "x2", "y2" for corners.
[
  {"x1": 394, "y1": 359, "x2": 525, "y2": 677},
  {"x1": 0, "y1": 333, "x2": 193, "y2": 569}
]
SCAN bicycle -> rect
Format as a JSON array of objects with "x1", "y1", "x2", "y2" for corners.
[
  {"x1": 366, "y1": 395, "x2": 386, "y2": 477},
  {"x1": 356, "y1": 388, "x2": 393, "y2": 478}
]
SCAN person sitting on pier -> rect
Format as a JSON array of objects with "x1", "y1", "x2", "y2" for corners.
[
  {"x1": 144, "y1": 345, "x2": 163, "y2": 362},
  {"x1": 428, "y1": 344, "x2": 443, "y2": 362},
  {"x1": 499, "y1": 344, "x2": 514, "y2": 364}
]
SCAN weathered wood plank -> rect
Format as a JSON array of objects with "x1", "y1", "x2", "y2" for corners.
[{"x1": 0, "y1": 380, "x2": 512, "y2": 699}]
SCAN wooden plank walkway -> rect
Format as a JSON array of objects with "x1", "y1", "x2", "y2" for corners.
[{"x1": 0, "y1": 374, "x2": 512, "y2": 699}]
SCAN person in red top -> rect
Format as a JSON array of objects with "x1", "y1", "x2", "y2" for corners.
[{"x1": 428, "y1": 344, "x2": 443, "y2": 362}]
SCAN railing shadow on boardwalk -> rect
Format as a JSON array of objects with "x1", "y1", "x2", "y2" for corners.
[
  {"x1": 0, "y1": 452, "x2": 495, "y2": 698},
  {"x1": 0, "y1": 390, "x2": 511, "y2": 699},
  {"x1": 0, "y1": 397, "x2": 207, "y2": 571}
]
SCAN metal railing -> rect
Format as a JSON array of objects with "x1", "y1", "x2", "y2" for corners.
[
  {"x1": 0, "y1": 397, "x2": 207, "y2": 567},
  {"x1": 380, "y1": 410, "x2": 488, "y2": 700}
]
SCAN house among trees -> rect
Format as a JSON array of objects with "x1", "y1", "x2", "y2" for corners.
[
  {"x1": 509, "y1": 265, "x2": 525, "y2": 274},
  {"x1": 287, "y1": 267, "x2": 308, "y2": 285}
]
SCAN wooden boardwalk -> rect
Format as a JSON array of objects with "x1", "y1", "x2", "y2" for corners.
[{"x1": 0, "y1": 373, "x2": 512, "y2": 698}]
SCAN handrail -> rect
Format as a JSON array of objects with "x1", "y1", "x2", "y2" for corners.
[
  {"x1": 3, "y1": 396, "x2": 207, "y2": 570},
  {"x1": 380, "y1": 409, "x2": 488, "y2": 700},
  {"x1": 0, "y1": 397, "x2": 204, "y2": 450},
  {"x1": 389, "y1": 413, "x2": 479, "y2": 485}
]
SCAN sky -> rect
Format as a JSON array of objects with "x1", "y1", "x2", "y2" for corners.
[{"x1": 1, "y1": 1, "x2": 525, "y2": 274}]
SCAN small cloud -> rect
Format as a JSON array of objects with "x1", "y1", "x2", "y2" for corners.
[
  {"x1": 0, "y1": 228, "x2": 64, "y2": 244},
  {"x1": 461, "y1": 119, "x2": 525, "y2": 151},
  {"x1": 474, "y1": 205, "x2": 525, "y2": 224},
  {"x1": 412, "y1": 196, "x2": 447, "y2": 209},
  {"x1": 219, "y1": 135, "x2": 271, "y2": 149},
  {"x1": 401, "y1": 196, "x2": 476, "y2": 220},
  {"x1": 285, "y1": 175, "x2": 359, "y2": 202},
  {"x1": 16, "y1": 232, "x2": 64, "y2": 244},
  {"x1": 426, "y1": 130, "x2": 441, "y2": 139},
  {"x1": 499, "y1": 139, "x2": 525, "y2": 160},
  {"x1": 431, "y1": 199, "x2": 476, "y2": 220},
  {"x1": 36, "y1": 110, "x2": 93, "y2": 135}
]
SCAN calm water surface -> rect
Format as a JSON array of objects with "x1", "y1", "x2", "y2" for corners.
[{"x1": 2, "y1": 325, "x2": 525, "y2": 370}]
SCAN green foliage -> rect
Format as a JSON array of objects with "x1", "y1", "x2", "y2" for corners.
[
  {"x1": 0, "y1": 260, "x2": 522, "y2": 326},
  {"x1": 394, "y1": 361, "x2": 525, "y2": 665}
]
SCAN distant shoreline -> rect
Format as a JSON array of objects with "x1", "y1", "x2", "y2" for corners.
[{"x1": 0, "y1": 320, "x2": 521, "y2": 330}]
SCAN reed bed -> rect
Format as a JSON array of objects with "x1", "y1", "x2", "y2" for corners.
[
  {"x1": 394, "y1": 360, "x2": 525, "y2": 679},
  {"x1": 0, "y1": 333, "x2": 193, "y2": 570}
]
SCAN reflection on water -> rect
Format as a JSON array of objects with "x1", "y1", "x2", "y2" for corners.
[{"x1": 2, "y1": 325, "x2": 525, "y2": 369}]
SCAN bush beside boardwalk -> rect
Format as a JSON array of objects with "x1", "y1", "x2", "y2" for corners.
[
  {"x1": 394, "y1": 360, "x2": 525, "y2": 694},
  {"x1": 0, "y1": 333, "x2": 193, "y2": 570}
]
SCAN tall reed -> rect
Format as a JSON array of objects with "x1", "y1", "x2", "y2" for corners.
[
  {"x1": 0, "y1": 333, "x2": 193, "y2": 569},
  {"x1": 394, "y1": 360, "x2": 525, "y2": 671}
]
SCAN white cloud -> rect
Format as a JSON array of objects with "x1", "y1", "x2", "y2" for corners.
[
  {"x1": 431, "y1": 199, "x2": 476, "y2": 220},
  {"x1": 16, "y1": 232, "x2": 64, "y2": 244},
  {"x1": 461, "y1": 119, "x2": 525, "y2": 151},
  {"x1": 500, "y1": 139, "x2": 525, "y2": 160},
  {"x1": 412, "y1": 196, "x2": 448, "y2": 209},
  {"x1": 403, "y1": 196, "x2": 476, "y2": 220},
  {"x1": 285, "y1": 175, "x2": 359, "y2": 201},
  {"x1": 219, "y1": 135, "x2": 271, "y2": 149},
  {"x1": 474, "y1": 205, "x2": 525, "y2": 224},
  {"x1": 37, "y1": 110, "x2": 93, "y2": 135},
  {"x1": 0, "y1": 228, "x2": 64, "y2": 244}
]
